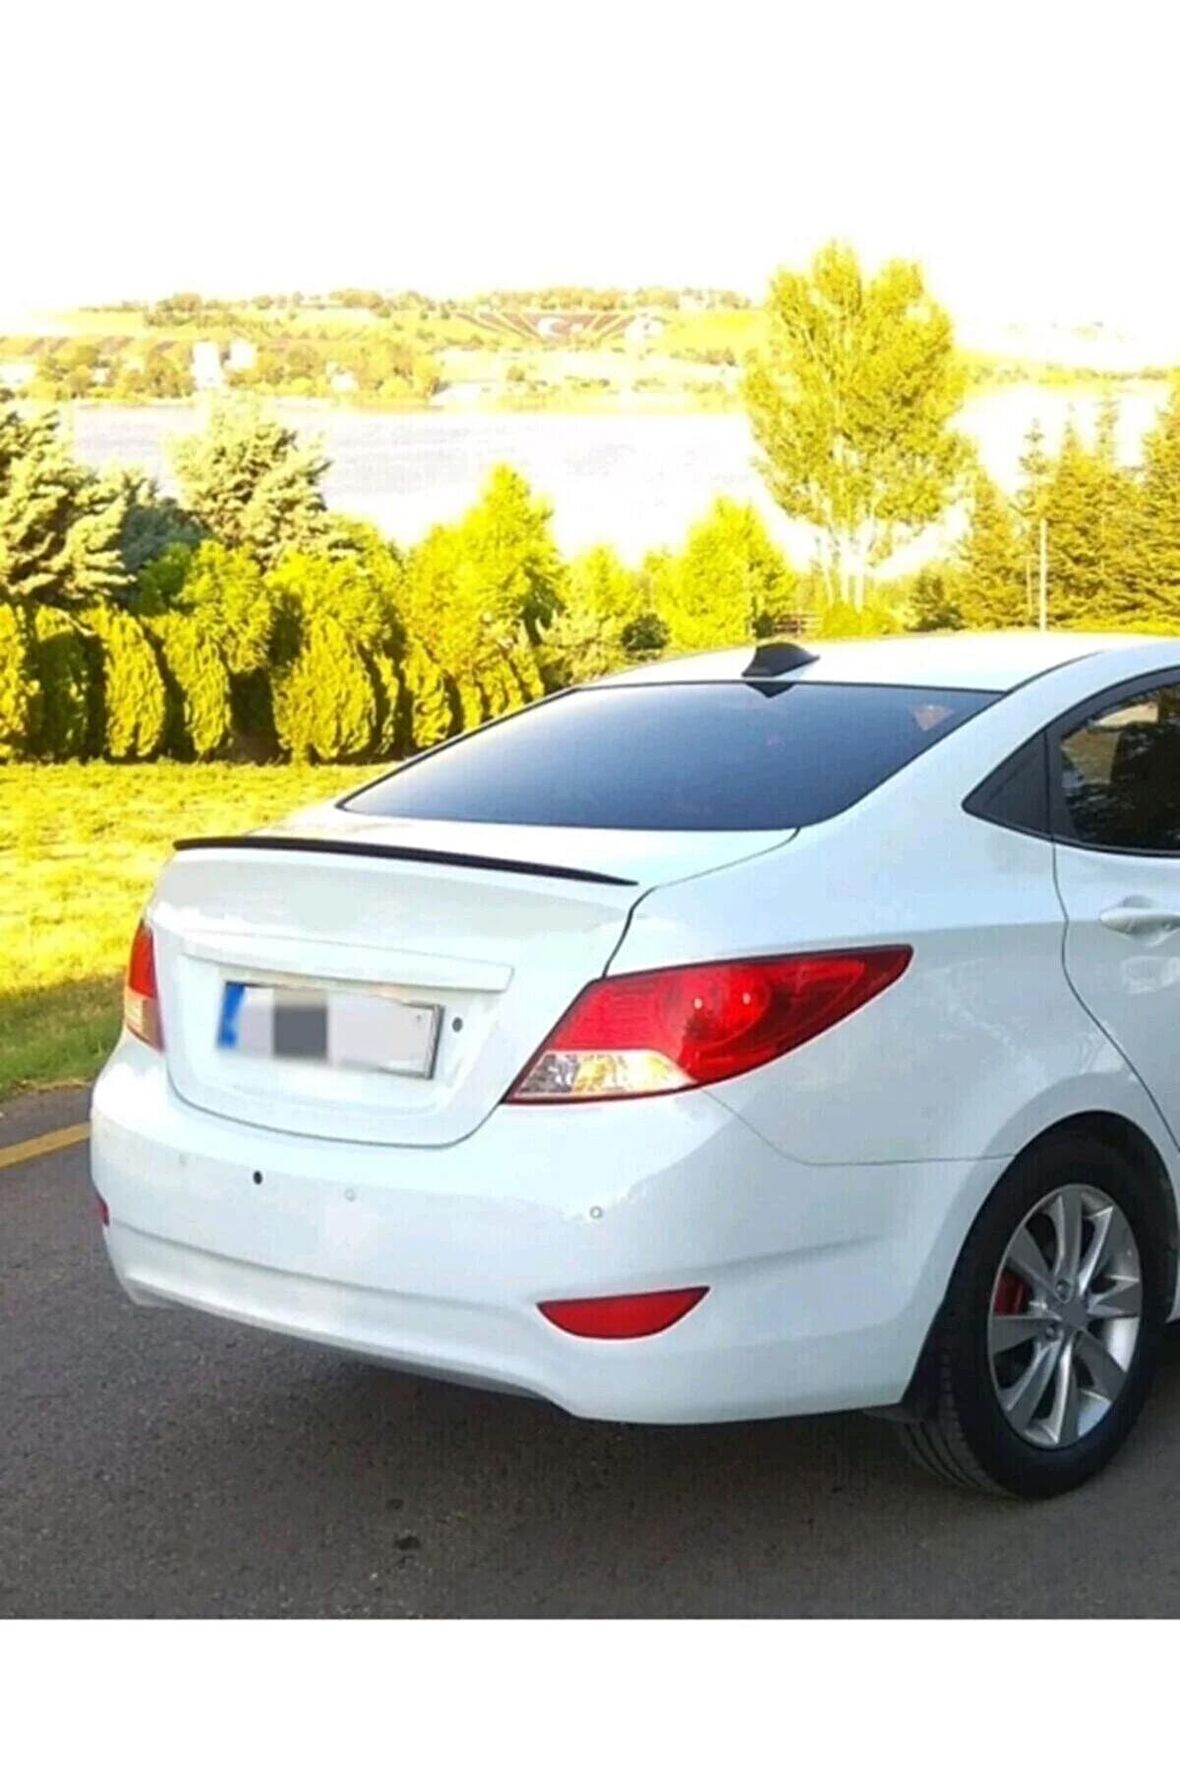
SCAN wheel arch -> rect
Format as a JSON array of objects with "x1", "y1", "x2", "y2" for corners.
[
  {"x1": 1019, "y1": 1111, "x2": 1179, "y2": 1306},
  {"x1": 886, "y1": 1108, "x2": 1180, "y2": 1424}
]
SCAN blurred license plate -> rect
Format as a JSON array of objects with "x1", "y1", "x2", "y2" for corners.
[{"x1": 217, "y1": 982, "x2": 441, "y2": 1077}]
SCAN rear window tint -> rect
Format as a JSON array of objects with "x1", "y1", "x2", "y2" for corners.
[{"x1": 343, "y1": 681, "x2": 996, "y2": 832}]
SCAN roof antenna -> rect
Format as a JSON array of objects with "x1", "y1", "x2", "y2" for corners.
[{"x1": 741, "y1": 640, "x2": 818, "y2": 679}]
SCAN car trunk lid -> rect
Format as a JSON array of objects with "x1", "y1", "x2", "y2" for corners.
[{"x1": 150, "y1": 808, "x2": 791, "y2": 1148}]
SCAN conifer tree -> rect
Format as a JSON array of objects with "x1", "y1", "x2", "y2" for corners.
[
  {"x1": 0, "y1": 399, "x2": 128, "y2": 605},
  {"x1": 114, "y1": 468, "x2": 204, "y2": 576},
  {"x1": 957, "y1": 469, "x2": 1025, "y2": 628},
  {"x1": 1128, "y1": 385, "x2": 1180, "y2": 627},
  {"x1": 541, "y1": 544, "x2": 640, "y2": 687},
  {"x1": 272, "y1": 616, "x2": 377, "y2": 761},
  {"x1": 172, "y1": 403, "x2": 330, "y2": 569},
  {"x1": 400, "y1": 640, "x2": 454, "y2": 752},
  {"x1": 658, "y1": 497, "x2": 792, "y2": 653},
  {"x1": 453, "y1": 464, "x2": 564, "y2": 641},
  {"x1": 148, "y1": 613, "x2": 234, "y2": 758},
  {"x1": 84, "y1": 601, "x2": 167, "y2": 758},
  {"x1": 1042, "y1": 422, "x2": 1135, "y2": 626},
  {"x1": 401, "y1": 469, "x2": 559, "y2": 728},
  {"x1": 370, "y1": 652, "x2": 402, "y2": 756},
  {"x1": 906, "y1": 566, "x2": 964, "y2": 631},
  {"x1": 30, "y1": 605, "x2": 97, "y2": 758},
  {"x1": 0, "y1": 601, "x2": 37, "y2": 758},
  {"x1": 145, "y1": 542, "x2": 277, "y2": 677},
  {"x1": 263, "y1": 544, "x2": 406, "y2": 762}
]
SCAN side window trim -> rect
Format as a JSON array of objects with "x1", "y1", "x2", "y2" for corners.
[
  {"x1": 1047, "y1": 666, "x2": 1180, "y2": 857},
  {"x1": 962, "y1": 731, "x2": 1052, "y2": 839}
]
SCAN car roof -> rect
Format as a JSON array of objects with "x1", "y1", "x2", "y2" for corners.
[{"x1": 605, "y1": 631, "x2": 1164, "y2": 694}]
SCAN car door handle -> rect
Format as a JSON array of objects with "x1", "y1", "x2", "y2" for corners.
[{"x1": 1099, "y1": 902, "x2": 1180, "y2": 939}]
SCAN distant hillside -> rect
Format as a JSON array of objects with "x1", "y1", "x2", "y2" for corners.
[{"x1": 0, "y1": 286, "x2": 1173, "y2": 413}]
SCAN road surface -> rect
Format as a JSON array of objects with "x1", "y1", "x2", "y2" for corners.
[{"x1": 4, "y1": 1088, "x2": 1180, "y2": 1617}]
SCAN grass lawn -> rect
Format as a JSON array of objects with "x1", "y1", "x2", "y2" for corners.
[{"x1": 0, "y1": 762, "x2": 379, "y2": 1098}]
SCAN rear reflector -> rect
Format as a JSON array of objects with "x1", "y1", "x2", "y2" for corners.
[
  {"x1": 94, "y1": 1189, "x2": 110, "y2": 1228},
  {"x1": 124, "y1": 918, "x2": 163, "y2": 1050},
  {"x1": 508, "y1": 948, "x2": 912, "y2": 1103},
  {"x1": 538, "y1": 1287, "x2": 708, "y2": 1339}
]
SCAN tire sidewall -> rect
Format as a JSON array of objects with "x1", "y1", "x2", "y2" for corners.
[{"x1": 942, "y1": 1135, "x2": 1169, "y2": 1498}]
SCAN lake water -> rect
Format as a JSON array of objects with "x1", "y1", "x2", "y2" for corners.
[{"x1": 65, "y1": 387, "x2": 1171, "y2": 570}]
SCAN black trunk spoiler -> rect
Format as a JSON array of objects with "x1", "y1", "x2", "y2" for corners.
[{"x1": 173, "y1": 834, "x2": 636, "y2": 889}]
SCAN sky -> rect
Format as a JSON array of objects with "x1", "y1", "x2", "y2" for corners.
[{"x1": 6, "y1": 0, "x2": 1180, "y2": 344}]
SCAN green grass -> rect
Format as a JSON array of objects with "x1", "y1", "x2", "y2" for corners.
[{"x1": 0, "y1": 762, "x2": 379, "y2": 1098}]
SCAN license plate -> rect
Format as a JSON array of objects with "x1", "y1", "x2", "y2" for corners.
[{"x1": 217, "y1": 982, "x2": 441, "y2": 1077}]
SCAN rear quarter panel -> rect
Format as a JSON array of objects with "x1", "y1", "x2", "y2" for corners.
[{"x1": 612, "y1": 682, "x2": 1180, "y2": 1171}]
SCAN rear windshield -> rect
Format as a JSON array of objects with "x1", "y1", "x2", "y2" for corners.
[{"x1": 343, "y1": 681, "x2": 996, "y2": 832}]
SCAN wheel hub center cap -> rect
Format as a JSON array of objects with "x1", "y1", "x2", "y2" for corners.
[{"x1": 1058, "y1": 1295, "x2": 1088, "y2": 1333}]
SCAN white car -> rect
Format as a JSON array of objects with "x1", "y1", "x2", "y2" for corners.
[{"x1": 92, "y1": 631, "x2": 1180, "y2": 1497}]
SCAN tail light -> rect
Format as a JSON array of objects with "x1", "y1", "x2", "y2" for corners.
[
  {"x1": 507, "y1": 947, "x2": 911, "y2": 1103},
  {"x1": 124, "y1": 918, "x2": 163, "y2": 1050},
  {"x1": 539, "y1": 1287, "x2": 708, "y2": 1338}
]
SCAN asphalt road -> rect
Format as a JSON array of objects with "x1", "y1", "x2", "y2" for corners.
[{"x1": 6, "y1": 1090, "x2": 1180, "y2": 1618}]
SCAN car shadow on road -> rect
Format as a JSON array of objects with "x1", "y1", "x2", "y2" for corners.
[
  {"x1": 14, "y1": 1262, "x2": 1180, "y2": 1618},
  {"x1": 101, "y1": 1310, "x2": 1180, "y2": 1617}
]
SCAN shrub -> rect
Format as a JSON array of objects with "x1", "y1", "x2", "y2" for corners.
[
  {"x1": 812, "y1": 597, "x2": 904, "y2": 639},
  {"x1": 905, "y1": 567, "x2": 965, "y2": 633},
  {"x1": 272, "y1": 616, "x2": 377, "y2": 761},
  {"x1": 84, "y1": 602, "x2": 168, "y2": 758},
  {"x1": 401, "y1": 641, "x2": 453, "y2": 752},
  {"x1": 148, "y1": 613, "x2": 234, "y2": 758},
  {"x1": 31, "y1": 606, "x2": 97, "y2": 758},
  {"x1": 0, "y1": 602, "x2": 38, "y2": 759},
  {"x1": 166, "y1": 543, "x2": 276, "y2": 676}
]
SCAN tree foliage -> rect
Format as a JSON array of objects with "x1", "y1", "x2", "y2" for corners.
[
  {"x1": 0, "y1": 601, "x2": 37, "y2": 759},
  {"x1": 657, "y1": 497, "x2": 793, "y2": 652},
  {"x1": 146, "y1": 542, "x2": 277, "y2": 675},
  {"x1": 115, "y1": 469, "x2": 204, "y2": 576},
  {"x1": 16, "y1": 369, "x2": 1180, "y2": 775},
  {"x1": 172, "y1": 403, "x2": 331, "y2": 568},
  {"x1": 0, "y1": 400, "x2": 128, "y2": 605},
  {"x1": 542, "y1": 544, "x2": 638, "y2": 686},
  {"x1": 401, "y1": 466, "x2": 561, "y2": 729},
  {"x1": 272, "y1": 617, "x2": 378, "y2": 761},
  {"x1": 957, "y1": 469, "x2": 1025, "y2": 629},
  {"x1": 148, "y1": 613, "x2": 234, "y2": 758},
  {"x1": 401, "y1": 640, "x2": 454, "y2": 752},
  {"x1": 743, "y1": 242, "x2": 969, "y2": 607},
  {"x1": 906, "y1": 566, "x2": 964, "y2": 632},
  {"x1": 264, "y1": 543, "x2": 405, "y2": 762},
  {"x1": 31, "y1": 605, "x2": 97, "y2": 759},
  {"x1": 84, "y1": 601, "x2": 168, "y2": 759},
  {"x1": 1128, "y1": 385, "x2": 1180, "y2": 627}
]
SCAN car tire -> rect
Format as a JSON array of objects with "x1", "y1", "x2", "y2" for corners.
[{"x1": 897, "y1": 1134, "x2": 1169, "y2": 1498}]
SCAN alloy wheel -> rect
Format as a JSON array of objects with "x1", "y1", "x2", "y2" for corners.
[{"x1": 987, "y1": 1183, "x2": 1143, "y2": 1450}]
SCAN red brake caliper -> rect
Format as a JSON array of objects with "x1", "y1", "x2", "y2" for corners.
[{"x1": 994, "y1": 1269, "x2": 1030, "y2": 1315}]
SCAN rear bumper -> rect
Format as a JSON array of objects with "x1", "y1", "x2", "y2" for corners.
[{"x1": 91, "y1": 1039, "x2": 1005, "y2": 1424}]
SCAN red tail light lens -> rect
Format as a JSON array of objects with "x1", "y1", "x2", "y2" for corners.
[
  {"x1": 508, "y1": 947, "x2": 911, "y2": 1103},
  {"x1": 124, "y1": 919, "x2": 163, "y2": 1050},
  {"x1": 539, "y1": 1287, "x2": 708, "y2": 1339}
]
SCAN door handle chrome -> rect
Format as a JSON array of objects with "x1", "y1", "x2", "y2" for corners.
[{"x1": 1099, "y1": 902, "x2": 1180, "y2": 939}]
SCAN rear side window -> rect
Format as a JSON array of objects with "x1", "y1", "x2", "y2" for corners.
[
  {"x1": 344, "y1": 681, "x2": 996, "y2": 832},
  {"x1": 1059, "y1": 683, "x2": 1180, "y2": 852}
]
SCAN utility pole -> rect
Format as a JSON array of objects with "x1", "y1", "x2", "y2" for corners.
[{"x1": 1038, "y1": 516, "x2": 1048, "y2": 632}]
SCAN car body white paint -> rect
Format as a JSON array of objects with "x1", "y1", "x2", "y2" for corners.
[{"x1": 92, "y1": 632, "x2": 1180, "y2": 1423}]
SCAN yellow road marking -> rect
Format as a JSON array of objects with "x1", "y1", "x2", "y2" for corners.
[{"x1": 0, "y1": 1122, "x2": 90, "y2": 1172}]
